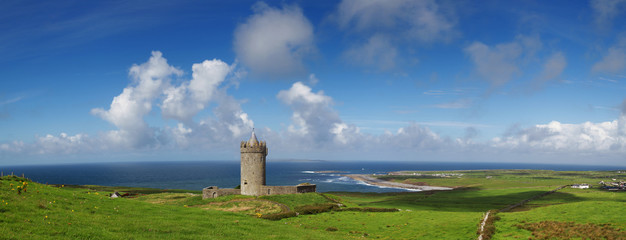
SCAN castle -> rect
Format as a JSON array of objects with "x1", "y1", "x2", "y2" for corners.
[{"x1": 202, "y1": 129, "x2": 316, "y2": 199}]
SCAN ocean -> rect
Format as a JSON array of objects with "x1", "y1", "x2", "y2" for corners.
[{"x1": 1, "y1": 161, "x2": 623, "y2": 193}]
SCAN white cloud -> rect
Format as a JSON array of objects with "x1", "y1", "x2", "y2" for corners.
[
  {"x1": 233, "y1": 2, "x2": 314, "y2": 78},
  {"x1": 1, "y1": 51, "x2": 254, "y2": 158},
  {"x1": 275, "y1": 81, "x2": 367, "y2": 149},
  {"x1": 493, "y1": 115, "x2": 626, "y2": 152},
  {"x1": 464, "y1": 35, "x2": 566, "y2": 89},
  {"x1": 378, "y1": 122, "x2": 445, "y2": 150},
  {"x1": 591, "y1": 0, "x2": 626, "y2": 26},
  {"x1": 592, "y1": 36, "x2": 626, "y2": 74},
  {"x1": 464, "y1": 41, "x2": 523, "y2": 86},
  {"x1": 91, "y1": 51, "x2": 182, "y2": 148},
  {"x1": 308, "y1": 74, "x2": 319, "y2": 86},
  {"x1": 344, "y1": 34, "x2": 398, "y2": 70},
  {"x1": 277, "y1": 81, "x2": 342, "y2": 145},
  {"x1": 0, "y1": 133, "x2": 100, "y2": 155},
  {"x1": 531, "y1": 51, "x2": 567, "y2": 89},
  {"x1": 89, "y1": 51, "x2": 252, "y2": 151},
  {"x1": 336, "y1": 0, "x2": 456, "y2": 43},
  {"x1": 161, "y1": 59, "x2": 231, "y2": 123},
  {"x1": 433, "y1": 98, "x2": 473, "y2": 109},
  {"x1": 335, "y1": 0, "x2": 456, "y2": 71},
  {"x1": 275, "y1": 81, "x2": 451, "y2": 153}
]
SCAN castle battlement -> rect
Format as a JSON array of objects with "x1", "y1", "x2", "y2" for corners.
[{"x1": 240, "y1": 145, "x2": 268, "y2": 154}]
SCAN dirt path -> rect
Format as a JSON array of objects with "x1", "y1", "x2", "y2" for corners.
[{"x1": 476, "y1": 185, "x2": 568, "y2": 240}]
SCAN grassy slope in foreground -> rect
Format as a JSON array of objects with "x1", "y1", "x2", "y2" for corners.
[
  {"x1": 0, "y1": 176, "x2": 338, "y2": 239},
  {"x1": 1, "y1": 169, "x2": 624, "y2": 239}
]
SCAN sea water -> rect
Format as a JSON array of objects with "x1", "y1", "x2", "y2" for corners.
[{"x1": 1, "y1": 161, "x2": 622, "y2": 193}]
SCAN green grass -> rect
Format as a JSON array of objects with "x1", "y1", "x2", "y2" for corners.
[
  {"x1": 378, "y1": 169, "x2": 624, "y2": 189},
  {"x1": 493, "y1": 188, "x2": 626, "y2": 239},
  {"x1": 1, "y1": 169, "x2": 624, "y2": 239},
  {"x1": 0, "y1": 176, "x2": 336, "y2": 239},
  {"x1": 260, "y1": 193, "x2": 332, "y2": 209}
]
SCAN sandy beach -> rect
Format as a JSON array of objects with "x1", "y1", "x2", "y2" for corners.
[{"x1": 346, "y1": 174, "x2": 454, "y2": 191}]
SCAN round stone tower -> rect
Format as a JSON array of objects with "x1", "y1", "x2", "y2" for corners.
[{"x1": 240, "y1": 129, "x2": 267, "y2": 196}]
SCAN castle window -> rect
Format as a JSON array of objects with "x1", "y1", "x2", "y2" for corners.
[{"x1": 244, "y1": 180, "x2": 247, "y2": 185}]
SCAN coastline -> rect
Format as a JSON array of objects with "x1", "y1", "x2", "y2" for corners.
[{"x1": 345, "y1": 174, "x2": 454, "y2": 191}]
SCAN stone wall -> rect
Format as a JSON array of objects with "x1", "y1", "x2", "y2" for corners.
[
  {"x1": 202, "y1": 186, "x2": 241, "y2": 199},
  {"x1": 260, "y1": 184, "x2": 316, "y2": 195},
  {"x1": 203, "y1": 185, "x2": 316, "y2": 199}
]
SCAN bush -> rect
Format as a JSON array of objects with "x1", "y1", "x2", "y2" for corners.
[
  {"x1": 335, "y1": 207, "x2": 398, "y2": 212},
  {"x1": 294, "y1": 203, "x2": 338, "y2": 215},
  {"x1": 260, "y1": 211, "x2": 297, "y2": 221}
]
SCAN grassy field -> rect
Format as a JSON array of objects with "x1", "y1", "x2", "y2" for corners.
[
  {"x1": 493, "y1": 187, "x2": 626, "y2": 239},
  {"x1": 0, "y1": 175, "x2": 337, "y2": 239},
  {"x1": 1, "y1": 169, "x2": 624, "y2": 239}
]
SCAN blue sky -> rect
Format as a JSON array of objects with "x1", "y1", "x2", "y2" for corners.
[{"x1": 1, "y1": 0, "x2": 626, "y2": 166}]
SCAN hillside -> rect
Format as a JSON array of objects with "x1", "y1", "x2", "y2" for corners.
[{"x1": 1, "y1": 170, "x2": 624, "y2": 239}]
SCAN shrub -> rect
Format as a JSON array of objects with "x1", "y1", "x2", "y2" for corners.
[
  {"x1": 294, "y1": 203, "x2": 338, "y2": 215},
  {"x1": 335, "y1": 207, "x2": 398, "y2": 212},
  {"x1": 295, "y1": 204, "x2": 333, "y2": 214},
  {"x1": 260, "y1": 211, "x2": 297, "y2": 221}
]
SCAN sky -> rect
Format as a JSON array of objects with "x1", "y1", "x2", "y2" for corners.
[{"x1": 1, "y1": 0, "x2": 626, "y2": 166}]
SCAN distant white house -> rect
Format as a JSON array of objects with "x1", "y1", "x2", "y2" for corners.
[{"x1": 571, "y1": 184, "x2": 590, "y2": 189}]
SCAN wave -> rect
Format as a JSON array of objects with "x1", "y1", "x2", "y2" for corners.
[
  {"x1": 301, "y1": 171, "x2": 315, "y2": 174},
  {"x1": 322, "y1": 176, "x2": 352, "y2": 183}
]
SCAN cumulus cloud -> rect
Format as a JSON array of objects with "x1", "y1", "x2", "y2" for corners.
[
  {"x1": 0, "y1": 133, "x2": 98, "y2": 155},
  {"x1": 344, "y1": 34, "x2": 398, "y2": 70},
  {"x1": 233, "y1": 2, "x2": 315, "y2": 78},
  {"x1": 277, "y1": 81, "x2": 350, "y2": 146},
  {"x1": 592, "y1": 36, "x2": 626, "y2": 74},
  {"x1": 91, "y1": 51, "x2": 183, "y2": 148},
  {"x1": 88, "y1": 51, "x2": 252, "y2": 152},
  {"x1": 378, "y1": 123, "x2": 445, "y2": 150},
  {"x1": 275, "y1": 81, "x2": 449, "y2": 154},
  {"x1": 336, "y1": 0, "x2": 456, "y2": 43},
  {"x1": 493, "y1": 117, "x2": 626, "y2": 152},
  {"x1": 161, "y1": 59, "x2": 231, "y2": 123}
]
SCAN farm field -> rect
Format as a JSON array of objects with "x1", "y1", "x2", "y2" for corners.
[{"x1": 1, "y1": 169, "x2": 624, "y2": 239}]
